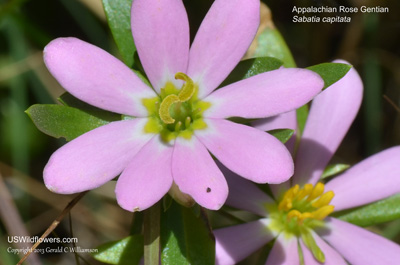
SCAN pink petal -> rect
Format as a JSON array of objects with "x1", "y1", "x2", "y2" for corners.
[
  {"x1": 322, "y1": 218, "x2": 400, "y2": 265},
  {"x1": 44, "y1": 38, "x2": 156, "y2": 116},
  {"x1": 251, "y1": 111, "x2": 297, "y2": 132},
  {"x1": 293, "y1": 62, "x2": 363, "y2": 185},
  {"x1": 44, "y1": 119, "x2": 153, "y2": 193},
  {"x1": 203, "y1": 68, "x2": 323, "y2": 119},
  {"x1": 218, "y1": 162, "x2": 272, "y2": 216},
  {"x1": 270, "y1": 181, "x2": 292, "y2": 201},
  {"x1": 300, "y1": 231, "x2": 347, "y2": 265},
  {"x1": 251, "y1": 111, "x2": 297, "y2": 200},
  {"x1": 172, "y1": 136, "x2": 228, "y2": 210},
  {"x1": 131, "y1": 0, "x2": 189, "y2": 91},
  {"x1": 187, "y1": 0, "x2": 260, "y2": 98},
  {"x1": 116, "y1": 135, "x2": 173, "y2": 212},
  {"x1": 196, "y1": 119, "x2": 293, "y2": 184},
  {"x1": 326, "y1": 146, "x2": 400, "y2": 211},
  {"x1": 215, "y1": 219, "x2": 276, "y2": 265},
  {"x1": 265, "y1": 235, "x2": 299, "y2": 265},
  {"x1": 251, "y1": 110, "x2": 297, "y2": 155}
]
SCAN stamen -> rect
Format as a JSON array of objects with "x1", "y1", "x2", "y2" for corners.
[
  {"x1": 159, "y1": 94, "x2": 179, "y2": 124},
  {"x1": 160, "y1": 87, "x2": 166, "y2": 98},
  {"x1": 296, "y1": 184, "x2": 313, "y2": 200},
  {"x1": 175, "y1": 121, "x2": 182, "y2": 131},
  {"x1": 312, "y1": 205, "x2": 334, "y2": 220},
  {"x1": 185, "y1": 117, "x2": 191, "y2": 128},
  {"x1": 311, "y1": 191, "x2": 334, "y2": 208},
  {"x1": 175, "y1": 72, "x2": 195, "y2": 102},
  {"x1": 192, "y1": 107, "x2": 202, "y2": 116},
  {"x1": 307, "y1": 182, "x2": 325, "y2": 201},
  {"x1": 287, "y1": 209, "x2": 301, "y2": 220}
]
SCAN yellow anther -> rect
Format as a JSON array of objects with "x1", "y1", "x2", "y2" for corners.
[
  {"x1": 299, "y1": 212, "x2": 313, "y2": 221},
  {"x1": 291, "y1": 184, "x2": 300, "y2": 197},
  {"x1": 175, "y1": 72, "x2": 195, "y2": 102},
  {"x1": 312, "y1": 191, "x2": 335, "y2": 208},
  {"x1": 159, "y1": 94, "x2": 179, "y2": 124},
  {"x1": 287, "y1": 209, "x2": 301, "y2": 220},
  {"x1": 307, "y1": 182, "x2": 325, "y2": 201},
  {"x1": 278, "y1": 198, "x2": 292, "y2": 211},
  {"x1": 312, "y1": 205, "x2": 335, "y2": 220},
  {"x1": 296, "y1": 183, "x2": 313, "y2": 200}
]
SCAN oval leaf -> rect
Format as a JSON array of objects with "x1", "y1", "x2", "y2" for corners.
[
  {"x1": 102, "y1": 0, "x2": 136, "y2": 68},
  {"x1": 93, "y1": 235, "x2": 144, "y2": 265},
  {"x1": 220, "y1": 57, "x2": 283, "y2": 87},
  {"x1": 307, "y1": 63, "x2": 352, "y2": 90},
  {"x1": 26, "y1": 104, "x2": 119, "y2": 141},
  {"x1": 161, "y1": 202, "x2": 215, "y2": 265},
  {"x1": 320, "y1": 164, "x2": 350, "y2": 179},
  {"x1": 335, "y1": 193, "x2": 400, "y2": 227},
  {"x1": 267, "y1": 129, "x2": 294, "y2": 144}
]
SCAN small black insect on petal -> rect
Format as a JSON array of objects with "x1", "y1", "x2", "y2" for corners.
[{"x1": 206, "y1": 187, "x2": 211, "y2": 193}]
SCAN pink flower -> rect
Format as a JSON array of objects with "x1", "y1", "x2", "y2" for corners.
[
  {"x1": 215, "y1": 62, "x2": 400, "y2": 264},
  {"x1": 42, "y1": 0, "x2": 323, "y2": 211}
]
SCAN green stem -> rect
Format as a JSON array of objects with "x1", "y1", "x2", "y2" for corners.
[{"x1": 144, "y1": 203, "x2": 160, "y2": 265}]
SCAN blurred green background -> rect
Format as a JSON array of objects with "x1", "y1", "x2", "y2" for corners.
[{"x1": 0, "y1": 0, "x2": 399, "y2": 264}]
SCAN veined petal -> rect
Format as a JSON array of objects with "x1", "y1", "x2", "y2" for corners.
[
  {"x1": 300, "y1": 231, "x2": 347, "y2": 265},
  {"x1": 188, "y1": 0, "x2": 260, "y2": 98},
  {"x1": 203, "y1": 68, "x2": 323, "y2": 119},
  {"x1": 116, "y1": 135, "x2": 173, "y2": 212},
  {"x1": 196, "y1": 119, "x2": 293, "y2": 184},
  {"x1": 322, "y1": 218, "x2": 400, "y2": 265},
  {"x1": 326, "y1": 146, "x2": 400, "y2": 211},
  {"x1": 218, "y1": 162, "x2": 272, "y2": 216},
  {"x1": 215, "y1": 219, "x2": 275, "y2": 265},
  {"x1": 172, "y1": 136, "x2": 228, "y2": 210},
  {"x1": 293, "y1": 61, "x2": 363, "y2": 185},
  {"x1": 44, "y1": 38, "x2": 156, "y2": 116},
  {"x1": 44, "y1": 119, "x2": 153, "y2": 193},
  {"x1": 131, "y1": 0, "x2": 189, "y2": 91},
  {"x1": 265, "y1": 234, "x2": 299, "y2": 265}
]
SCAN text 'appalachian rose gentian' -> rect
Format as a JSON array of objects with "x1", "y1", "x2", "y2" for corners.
[
  {"x1": 43, "y1": 0, "x2": 323, "y2": 212},
  {"x1": 215, "y1": 62, "x2": 400, "y2": 265}
]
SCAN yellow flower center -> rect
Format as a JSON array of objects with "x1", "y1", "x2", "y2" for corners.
[
  {"x1": 266, "y1": 182, "x2": 335, "y2": 263},
  {"x1": 142, "y1": 72, "x2": 211, "y2": 143},
  {"x1": 278, "y1": 182, "x2": 335, "y2": 224}
]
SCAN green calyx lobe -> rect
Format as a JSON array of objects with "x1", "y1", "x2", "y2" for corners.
[{"x1": 143, "y1": 73, "x2": 210, "y2": 143}]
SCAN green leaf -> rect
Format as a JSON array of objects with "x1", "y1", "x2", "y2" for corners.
[
  {"x1": 26, "y1": 104, "x2": 119, "y2": 141},
  {"x1": 252, "y1": 26, "x2": 296, "y2": 68},
  {"x1": 320, "y1": 164, "x2": 350, "y2": 179},
  {"x1": 267, "y1": 129, "x2": 294, "y2": 144},
  {"x1": 296, "y1": 105, "x2": 309, "y2": 135},
  {"x1": 102, "y1": 0, "x2": 136, "y2": 68},
  {"x1": 161, "y1": 202, "x2": 215, "y2": 265},
  {"x1": 335, "y1": 193, "x2": 400, "y2": 227},
  {"x1": 220, "y1": 57, "x2": 283, "y2": 87},
  {"x1": 59, "y1": 92, "x2": 121, "y2": 122},
  {"x1": 307, "y1": 63, "x2": 351, "y2": 90},
  {"x1": 93, "y1": 235, "x2": 144, "y2": 265}
]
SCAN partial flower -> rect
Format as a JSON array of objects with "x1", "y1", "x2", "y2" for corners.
[
  {"x1": 43, "y1": 0, "x2": 323, "y2": 211},
  {"x1": 215, "y1": 62, "x2": 400, "y2": 264}
]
